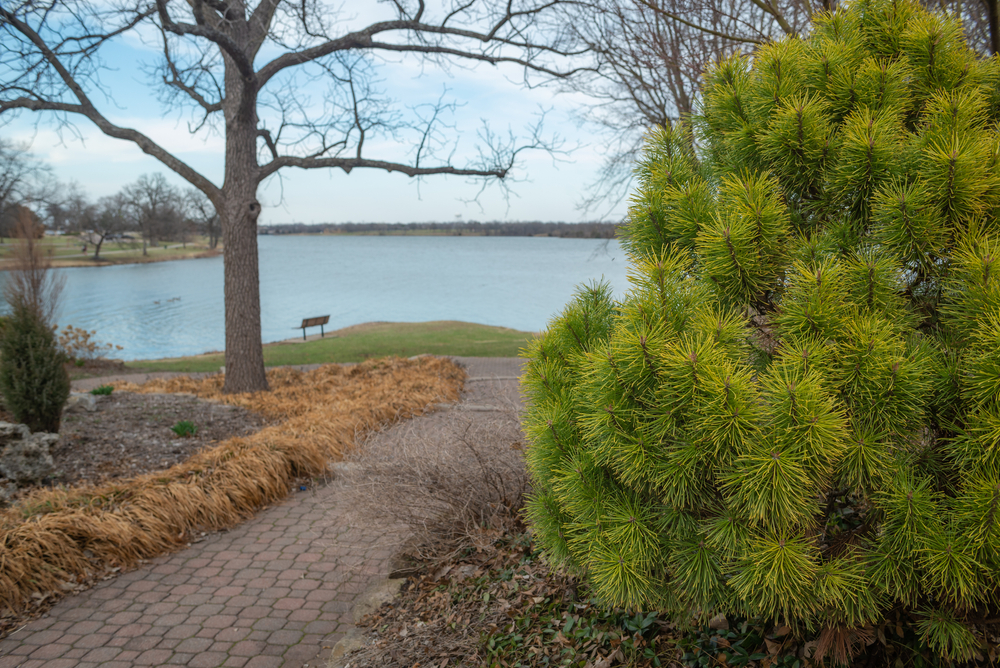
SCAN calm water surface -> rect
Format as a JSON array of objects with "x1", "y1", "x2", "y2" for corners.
[{"x1": 3, "y1": 236, "x2": 630, "y2": 361}]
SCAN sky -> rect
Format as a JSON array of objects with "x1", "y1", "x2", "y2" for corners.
[{"x1": 2, "y1": 3, "x2": 632, "y2": 225}]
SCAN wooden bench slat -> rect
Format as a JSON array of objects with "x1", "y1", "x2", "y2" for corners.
[
  {"x1": 299, "y1": 315, "x2": 330, "y2": 328},
  {"x1": 295, "y1": 315, "x2": 331, "y2": 340}
]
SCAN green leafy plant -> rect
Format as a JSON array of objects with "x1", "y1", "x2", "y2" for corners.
[
  {"x1": 0, "y1": 303, "x2": 71, "y2": 433},
  {"x1": 89, "y1": 385, "x2": 114, "y2": 396},
  {"x1": 521, "y1": 1, "x2": 1000, "y2": 665},
  {"x1": 171, "y1": 420, "x2": 198, "y2": 437}
]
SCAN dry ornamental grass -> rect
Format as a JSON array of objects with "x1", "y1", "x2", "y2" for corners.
[{"x1": 0, "y1": 356, "x2": 464, "y2": 619}]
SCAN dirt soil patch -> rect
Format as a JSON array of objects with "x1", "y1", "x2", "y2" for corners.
[
  {"x1": 55, "y1": 392, "x2": 268, "y2": 485},
  {"x1": 1, "y1": 391, "x2": 267, "y2": 503}
]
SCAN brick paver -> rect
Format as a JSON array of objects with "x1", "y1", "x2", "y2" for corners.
[{"x1": 0, "y1": 357, "x2": 523, "y2": 667}]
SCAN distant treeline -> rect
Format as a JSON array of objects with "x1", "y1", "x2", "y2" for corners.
[{"x1": 258, "y1": 221, "x2": 619, "y2": 238}]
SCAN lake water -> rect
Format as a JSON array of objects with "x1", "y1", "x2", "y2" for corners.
[{"x1": 1, "y1": 236, "x2": 630, "y2": 361}]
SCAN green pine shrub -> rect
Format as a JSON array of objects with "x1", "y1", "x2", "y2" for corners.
[
  {"x1": 521, "y1": 0, "x2": 1000, "y2": 663},
  {"x1": 0, "y1": 303, "x2": 71, "y2": 433}
]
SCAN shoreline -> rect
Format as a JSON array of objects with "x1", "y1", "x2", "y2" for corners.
[{"x1": 0, "y1": 247, "x2": 222, "y2": 271}]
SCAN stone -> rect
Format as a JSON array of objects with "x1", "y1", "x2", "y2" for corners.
[
  {"x1": 0, "y1": 422, "x2": 32, "y2": 447},
  {"x1": 0, "y1": 427, "x2": 58, "y2": 484},
  {"x1": 64, "y1": 393, "x2": 98, "y2": 414},
  {"x1": 351, "y1": 578, "x2": 403, "y2": 624},
  {"x1": 326, "y1": 627, "x2": 366, "y2": 668},
  {"x1": 708, "y1": 613, "x2": 729, "y2": 630}
]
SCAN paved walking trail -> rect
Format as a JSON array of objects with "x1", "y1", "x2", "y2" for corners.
[{"x1": 0, "y1": 357, "x2": 524, "y2": 668}]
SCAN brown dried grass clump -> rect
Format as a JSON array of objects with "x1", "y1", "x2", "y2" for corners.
[
  {"x1": 0, "y1": 356, "x2": 464, "y2": 615},
  {"x1": 343, "y1": 386, "x2": 528, "y2": 564}
]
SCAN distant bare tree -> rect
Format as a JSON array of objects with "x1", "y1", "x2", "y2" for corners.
[
  {"x1": 90, "y1": 193, "x2": 131, "y2": 260},
  {"x1": 184, "y1": 188, "x2": 220, "y2": 249},
  {"x1": 0, "y1": 138, "x2": 50, "y2": 242},
  {"x1": 1, "y1": 0, "x2": 585, "y2": 392},
  {"x1": 122, "y1": 174, "x2": 182, "y2": 256},
  {"x1": 42, "y1": 181, "x2": 95, "y2": 236},
  {"x1": 3, "y1": 208, "x2": 64, "y2": 324}
]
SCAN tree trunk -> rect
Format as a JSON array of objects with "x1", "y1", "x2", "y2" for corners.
[
  {"x1": 987, "y1": 0, "x2": 1000, "y2": 55},
  {"x1": 220, "y1": 62, "x2": 268, "y2": 394}
]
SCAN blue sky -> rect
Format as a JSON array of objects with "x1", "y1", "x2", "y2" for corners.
[{"x1": 2, "y1": 3, "x2": 631, "y2": 225}]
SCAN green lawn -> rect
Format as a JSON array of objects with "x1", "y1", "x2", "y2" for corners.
[
  {"x1": 0, "y1": 235, "x2": 219, "y2": 268},
  {"x1": 125, "y1": 321, "x2": 536, "y2": 373}
]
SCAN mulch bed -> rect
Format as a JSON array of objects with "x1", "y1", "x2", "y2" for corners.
[
  {"x1": 55, "y1": 392, "x2": 268, "y2": 486},
  {"x1": 343, "y1": 531, "x2": 666, "y2": 668},
  {"x1": 1, "y1": 391, "x2": 267, "y2": 503}
]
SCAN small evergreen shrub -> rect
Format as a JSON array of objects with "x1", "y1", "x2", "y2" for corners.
[
  {"x1": 0, "y1": 303, "x2": 71, "y2": 433},
  {"x1": 521, "y1": 0, "x2": 1000, "y2": 664},
  {"x1": 89, "y1": 385, "x2": 114, "y2": 396}
]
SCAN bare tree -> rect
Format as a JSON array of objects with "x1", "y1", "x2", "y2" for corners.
[
  {"x1": 3, "y1": 208, "x2": 64, "y2": 324},
  {"x1": 560, "y1": 0, "x2": 811, "y2": 213},
  {"x1": 184, "y1": 187, "x2": 221, "y2": 249},
  {"x1": 0, "y1": 137, "x2": 51, "y2": 242},
  {"x1": 935, "y1": 0, "x2": 1000, "y2": 55},
  {"x1": 1, "y1": 0, "x2": 583, "y2": 392},
  {"x1": 563, "y1": 0, "x2": 994, "y2": 215},
  {"x1": 42, "y1": 181, "x2": 94, "y2": 235},
  {"x1": 122, "y1": 173, "x2": 182, "y2": 255},
  {"x1": 90, "y1": 193, "x2": 131, "y2": 260}
]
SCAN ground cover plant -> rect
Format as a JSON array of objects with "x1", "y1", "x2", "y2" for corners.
[
  {"x1": 348, "y1": 531, "x2": 687, "y2": 668},
  {"x1": 0, "y1": 357, "x2": 463, "y2": 621},
  {"x1": 170, "y1": 419, "x2": 198, "y2": 437},
  {"x1": 521, "y1": 0, "x2": 1000, "y2": 664}
]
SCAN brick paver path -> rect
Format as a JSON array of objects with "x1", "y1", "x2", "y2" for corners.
[{"x1": 0, "y1": 357, "x2": 524, "y2": 668}]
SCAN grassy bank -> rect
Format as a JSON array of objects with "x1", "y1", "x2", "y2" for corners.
[
  {"x1": 0, "y1": 235, "x2": 220, "y2": 269},
  {"x1": 126, "y1": 321, "x2": 535, "y2": 373}
]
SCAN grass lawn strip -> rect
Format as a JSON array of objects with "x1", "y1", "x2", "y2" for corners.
[
  {"x1": 0, "y1": 356, "x2": 464, "y2": 619},
  {"x1": 126, "y1": 321, "x2": 536, "y2": 373}
]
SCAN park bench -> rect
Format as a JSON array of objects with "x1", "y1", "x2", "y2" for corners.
[{"x1": 296, "y1": 315, "x2": 330, "y2": 340}]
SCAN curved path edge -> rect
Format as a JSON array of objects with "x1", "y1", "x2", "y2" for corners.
[{"x1": 0, "y1": 356, "x2": 524, "y2": 668}]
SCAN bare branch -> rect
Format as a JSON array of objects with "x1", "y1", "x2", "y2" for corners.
[
  {"x1": 634, "y1": 0, "x2": 765, "y2": 43},
  {"x1": 258, "y1": 128, "x2": 279, "y2": 160},
  {"x1": 0, "y1": 5, "x2": 222, "y2": 203},
  {"x1": 257, "y1": 15, "x2": 591, "y2": 88},
  {"x1": 155, "y1": 0, "x2": 255, "y2": 78},
  {"x1": 258, "y1": 155, "x2": 508, "y2": 180},
  {"x1": 159, "y1": 24, "x2": 224, "y2": 116}
]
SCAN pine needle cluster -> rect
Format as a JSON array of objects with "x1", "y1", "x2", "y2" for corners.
[{"x1": 522, "y1": 1, "x2": 1000, "y2": 663}]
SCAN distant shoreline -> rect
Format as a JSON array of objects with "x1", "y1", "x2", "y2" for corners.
[
  {"x1": 0, "y1": 246, "x2": 222, "y2": 271},
  {"x1": 258, "y1": 220, "x2": 619, "y2": 239}
]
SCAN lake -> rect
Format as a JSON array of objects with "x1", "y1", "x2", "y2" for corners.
[{"x1": 1, "y1": 235, "x2": 631, "y2": 361}]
